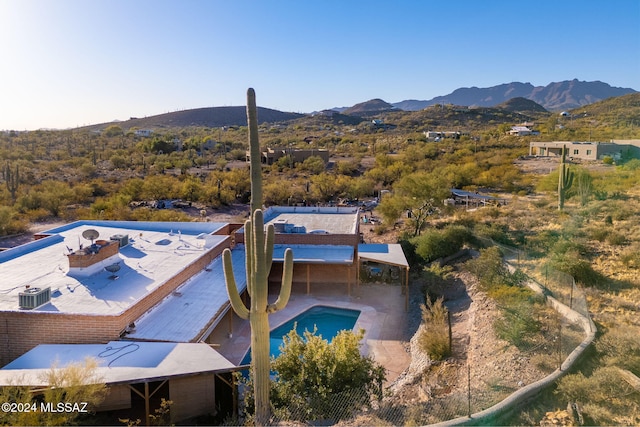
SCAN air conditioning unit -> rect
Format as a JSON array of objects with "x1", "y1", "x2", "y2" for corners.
[
  {"x1": 110, "y1": 234, "x2": 129, "y2": 247},
  {"x1": 19, "y1": 287, "x2": 51, "y2": 310}
]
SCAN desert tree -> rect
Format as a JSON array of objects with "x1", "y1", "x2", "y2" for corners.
[{"x1": 378, "y1": 170, "x2": 450, "y2": 236}]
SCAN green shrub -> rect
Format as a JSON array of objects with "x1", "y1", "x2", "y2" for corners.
[
  {"x1": 265, "y1": 328, "x2": 385, "y2": 422},
  {"x1": 474, "y1": 222, "x2": 512, "y2": 245},
  {"x1": 493, "y1": 302, "x2": 540, "y2": 349},
  {"x1": 464, "y1": 246, "x2": 507, "y2": 289},
  {"x1": 589, "y1": 227, "x2": 609, "y2": 242},
  {"x1": 556, "y1": 367, "x2": 640, "y2": 425},
  {"x1": 620, "y1": 245, "x2": 640, "y2": 269},
  {"x1": 418, "y1": 297, "x2": 451, "y2": 361},
  {"x1": 548, "y1": 252, "x2": 602, "y2": 287},
  {"x1": 411, "y1": 225, "x2": 473, "y2": 264},
  {"x1": 596, "y1": 325, "x2": 640, "y2": 374},
  {"x1": 605, "y1": 231, "x2": 626, "y2": 246},
  {"x1": 0, "y1": 206, "x2": 28, "y2": 236},
  {"x1": 466, "y1": 247, "x2": 544, "y2": 349}
]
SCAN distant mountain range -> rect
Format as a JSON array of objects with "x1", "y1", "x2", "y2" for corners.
[
  {"x1": 83, "y1": 79, "x2": 635, "y2": 131},
  {"x1": 388, "y1": 79, "x2": 636, "y2": 112}
]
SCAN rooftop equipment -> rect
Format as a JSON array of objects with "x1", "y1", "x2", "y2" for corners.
[
  {"x1": 19, "y1": 287, "x2": 51, "y2": 310},
  {"x1": 110, "y1": 234, "x2": 129, "y2": 247}
]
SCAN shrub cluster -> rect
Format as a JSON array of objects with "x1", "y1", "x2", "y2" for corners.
[
  {"x1": 465, "y1": 247, "x2": 543, "y2": 349},
  {"x1": 410, "y1": 225, "x2": 474, "y2": 264},
  {"x1": 241, "y1": 328, "x2": 385, "y2": 423},
  {"x1": 418, "y1": 297, "x2": 451, "y2": 361}
]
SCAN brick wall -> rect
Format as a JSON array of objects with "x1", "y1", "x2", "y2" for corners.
[
  {"x1": 67, "y1": 240, "x2": 119, "y2": 268},
  {"x1": 0, "y1": 237, "x2": 231, "y2": 365},
  {"x1": 169, "y1": 374, "x2": 215, "y2": 423},
  {"x1": 235, "y1": 232, "x2": 359, "y2": 248},
  {"x1": 269, "y1": 262, "x2": 357, "y2": 287}
]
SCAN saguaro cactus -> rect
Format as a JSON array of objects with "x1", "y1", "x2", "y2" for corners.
[
  {"x1": 558, "y1": 145, "x2": 574, "y2": 211},
  {"x1": 222, "y1": 88, "x2": 293, "y2": 425},
  {"x1": 3, "y1": 162, "x2": 19, "y2": 202}
]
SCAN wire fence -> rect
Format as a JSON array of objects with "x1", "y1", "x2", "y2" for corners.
[{"x1": 227, "y1": 237, "x2": 593, "y2": 426}]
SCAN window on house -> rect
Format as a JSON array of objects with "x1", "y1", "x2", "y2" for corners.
[
  {"x1": 573, "y1": 149, "x2": 579, "y2": 155},
  {"x1": 586, "y1": 150, "x2": 592, "y2": 155}
]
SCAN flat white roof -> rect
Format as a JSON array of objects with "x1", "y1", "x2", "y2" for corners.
[
  {"x1": 0, "y1": 341, "x2": 234, "y2": 386},
  {"x1": 263, "y1": 206, "x2": 359, "y2": 235},
  {"x1": 0, "y1": 221, "x2": 228, "y2": 315},
  {"x1": 127, "y1": 244, "x2": 354, "y2": 342},
  {"x1": 358, "y1": 244, "x2": 409, "y2": 268},
  {"x1": 126, "y1": 246, "x2": 247, "y2": 343}
]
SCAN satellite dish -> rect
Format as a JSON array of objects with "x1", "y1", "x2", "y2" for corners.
[{"x1": 82, "y1": 229, "x2": 100, "y2": 243}]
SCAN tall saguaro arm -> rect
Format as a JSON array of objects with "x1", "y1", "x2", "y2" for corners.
[{"x1": 221, "y1": 88, "x2": 294, "y2": 426}]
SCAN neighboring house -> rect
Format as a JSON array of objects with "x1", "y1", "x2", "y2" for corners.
[
  {"x1": 508, "y1": 126, "x2": 539, "y2": 136},
  {"x1": 134, "y1": 129, "x2": 152, "y2": 137},
  {"x1": 423, "y1": 131, "x2": 468, "y2": 141},
  {"x1": 529, "y1": 140, "x2": 640, "y2": 161}
]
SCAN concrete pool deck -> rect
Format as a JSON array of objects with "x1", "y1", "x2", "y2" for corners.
[{"x1": 212, "y1": 282, "x2": 413, "y2": 385}]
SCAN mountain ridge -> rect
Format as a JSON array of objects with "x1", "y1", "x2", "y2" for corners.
[
  {"x1": 78, "y1": 79, "x2": 636, "y2": 131},
  {"x1": 388, "y1": 79, "x2": 636, "y2": 112},
  {"x1": 84, "y1": 106, "x2": 304, "y2": 131}
]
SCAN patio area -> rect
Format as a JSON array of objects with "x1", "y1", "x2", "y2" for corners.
[{"x1": 211, "y1": 282, "x2": 414, "y2": 385}]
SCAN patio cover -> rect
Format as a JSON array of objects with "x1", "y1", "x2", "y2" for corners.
[
  {"x1": 358, "y1": 244, "x2": 410, "y2": 310},
  {"x1": 358, "y1": 243, "x2": 409, "y2": 268}
]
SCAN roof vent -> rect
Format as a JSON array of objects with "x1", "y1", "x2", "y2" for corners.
[{"x1": 19, "y1": 287, "x2": 51, "y2": 310}]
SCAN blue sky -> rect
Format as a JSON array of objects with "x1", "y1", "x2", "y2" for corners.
[{"x1": 1, "y1": 0, "x2": 639, "y2": 130}]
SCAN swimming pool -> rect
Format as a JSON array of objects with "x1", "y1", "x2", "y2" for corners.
[{"x1": 241, "y1": 305, "x2": 361, "y2": 365}]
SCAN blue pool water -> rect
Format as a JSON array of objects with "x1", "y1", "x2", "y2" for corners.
[{"x1": 241, "y1": 305, "x2": 361, "y2": 365}]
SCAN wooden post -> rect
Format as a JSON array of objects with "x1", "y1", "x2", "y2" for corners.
[
  {"x1": 405, "y1": 267, "x2": 409, "y2": 311},
  {"x1": 467, "y1": 362, "x2": 472, "y2": 417},
  {"x1": 144, "y1": 382, "x2": 150, "y2": 426},
  {"x1": 448, "y1": 310, "x2": 453, "y2": 354}
]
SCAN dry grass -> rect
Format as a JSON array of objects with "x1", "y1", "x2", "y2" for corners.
[{"x1": 474, "y1": 171, "x2": 640, "y2": 424}]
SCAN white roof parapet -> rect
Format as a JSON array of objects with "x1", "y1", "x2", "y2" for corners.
[
  {"x1": 0, "y1": 341, "x2": 235, "y2": 386},
  {"x1": 0, "y1": 221, "x2": 228, "y2": 315}
]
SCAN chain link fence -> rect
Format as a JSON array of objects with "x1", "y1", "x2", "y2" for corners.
[{"x1": 227, "y1": 237, "x2": 593, "y2": 426}]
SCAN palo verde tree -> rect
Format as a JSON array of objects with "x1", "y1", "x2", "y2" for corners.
[
  {"x1": 222, "y1": 88, "x2": 294, "y2": 425},
  {"x1": 378, "y1": 170, "x2": 450, "y2": 236}
]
